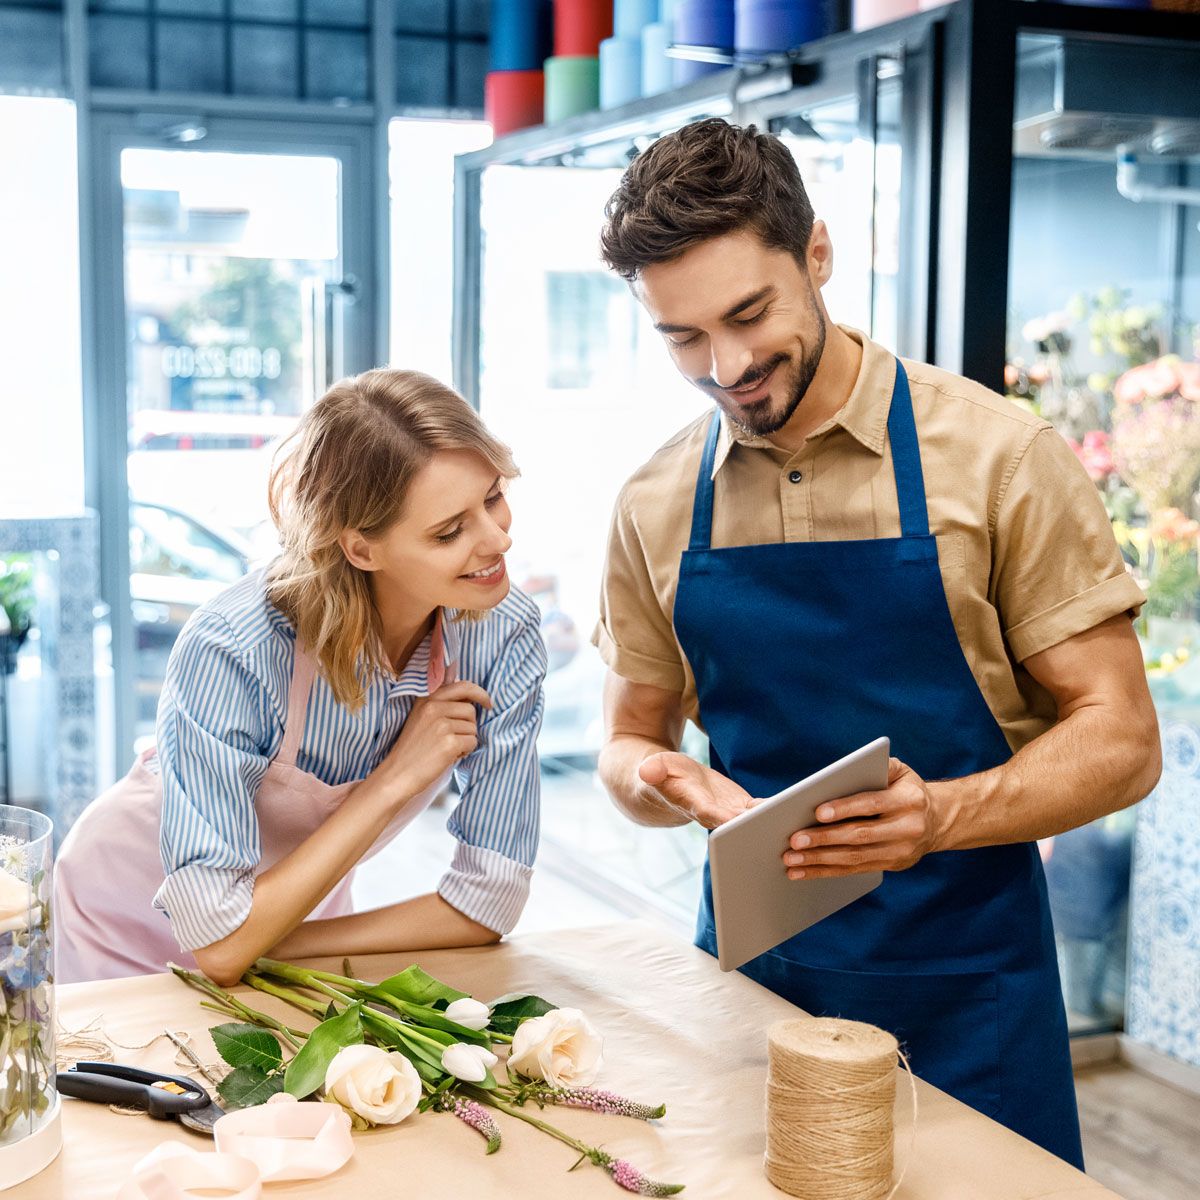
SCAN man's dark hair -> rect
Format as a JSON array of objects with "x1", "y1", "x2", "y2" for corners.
[{"x1": 600, "y1": 118, "x2": 815, "y2": 282}]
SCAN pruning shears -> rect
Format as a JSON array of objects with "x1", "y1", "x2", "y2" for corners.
[{"x1": 57, "y1": 1061, "x2": 224, "y2": 1135}]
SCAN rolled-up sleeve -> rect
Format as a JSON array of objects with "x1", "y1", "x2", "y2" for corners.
[
  {"x1": 592, "y1": 488, "x2": 689, "y2": 693},
  {"x1": 992, "y1": 426, "x2": 1146, "y2": 662},
  {"x1": 439, "y1": 605, "x2": 547, "y2": 935},
  {"x1": 152, "y1": 610, "x2": 272, "y2": 952}
]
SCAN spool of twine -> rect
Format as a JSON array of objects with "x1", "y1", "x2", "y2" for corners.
[{"x1": 765, "y1": 1017, "x2": 913, "y2": 1200}]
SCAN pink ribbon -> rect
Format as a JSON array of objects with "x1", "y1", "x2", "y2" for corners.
[
  {"x1": 213, "y1": 1094, "x2": 354, "y2": 1182},
  {"x1": 114, "y1": 1142, "x2": 261, "y2": 1200}
]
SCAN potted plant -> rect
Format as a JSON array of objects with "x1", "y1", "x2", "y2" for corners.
[{"x1": 0, "y1": 558, "x2": 34, "y2": 676}]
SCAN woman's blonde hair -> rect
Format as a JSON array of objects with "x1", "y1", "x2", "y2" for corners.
[{"x1": 266, "y1": 368, "x2": 518, "y2": 709}]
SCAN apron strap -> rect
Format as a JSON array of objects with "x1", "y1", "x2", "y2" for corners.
[
  {"x1": 687, "y1": 410, "x2": 722, "y2": 552},
  {"x1": 687, "y1": 361, "x2": 929, "y2": 549},
  {"x1": 277, "y1": 642, "x2": 317, "y2": 768},
  {"x1": 886, "y1": 359, "x2": 931, "y2": 539}
]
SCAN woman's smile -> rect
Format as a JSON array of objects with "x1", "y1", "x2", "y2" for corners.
[{"x1": 460, "y1": 557, "x2": 507, "y2": 586}]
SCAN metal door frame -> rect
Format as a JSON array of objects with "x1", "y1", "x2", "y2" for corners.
[{"x1": 85, "y1": 111, "x2": 376, "y2": 768}]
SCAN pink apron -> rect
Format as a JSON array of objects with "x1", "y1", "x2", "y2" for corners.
[{"x1": 56, "y1": 635, "x2": 451, "y2": 983}]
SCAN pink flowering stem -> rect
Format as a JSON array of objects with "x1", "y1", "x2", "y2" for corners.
[
  {"x1": 606, "y1": 1157, "x2": 685, "y2": 1197},
  {"x1": 449, "y1": 1097, "x2": 502, "y2": 1154},
  {"x1": 515, "y1": 1085, "x2": 666, "y2": 1121},
  {"x1": 465, "y1": 1088, "x2": 684, "y2": 1196}
]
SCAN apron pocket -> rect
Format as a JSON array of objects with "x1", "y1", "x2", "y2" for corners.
[{"x1": 749, "y1": 953, "x2": 1003, "y2": 1119}]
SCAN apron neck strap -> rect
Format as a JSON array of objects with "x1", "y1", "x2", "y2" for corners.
[
  {"x1": 687, "y1": 410, "x2": 722, "y2": 552},
  {"x1": 886, "y1": 358, "x2": 930, "y2": 538},
  {"x1": 278, "y1": 641, "x2": 317, "y2": 767},
  {"x1": 685, "y1": 358, "x2": 929, "y2": 551}
]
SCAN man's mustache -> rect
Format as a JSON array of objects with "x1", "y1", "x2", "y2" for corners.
[{"x1": 698, "y1": 353, "x2": 789, "y2": 392}]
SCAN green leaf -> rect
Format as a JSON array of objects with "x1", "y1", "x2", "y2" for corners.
[
  {"x1": 283, "y1": 1003, "x2": 364, "y2": 1099},
  {"x1": 210, "y1": 1023, "x2": 284, "y2": 1072},
  {"x1": 373, "y1": 965, "x2": 467, "y2": 1007},
  {"x1": 487, "y1": 994, "x2": 556, "y2": 1037},
  {"x1": 217, "y1": 1066, "x2": 285, "y2": 1109}
]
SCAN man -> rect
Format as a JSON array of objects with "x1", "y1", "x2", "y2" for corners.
[{"x1": 592, "y1": 118, "x2": 1160, "y2": 1168}]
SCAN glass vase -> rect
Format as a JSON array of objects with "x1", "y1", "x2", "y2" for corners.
[{"x1": 0, "y1": 805, "x2": 60, "y2": 1189}]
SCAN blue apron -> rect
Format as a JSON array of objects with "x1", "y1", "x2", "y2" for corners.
[{"x1": 675, "y1": 360, "x2": 1083, "y2": 1167}]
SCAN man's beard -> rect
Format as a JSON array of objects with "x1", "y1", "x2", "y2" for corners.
[{"x1": 707, "y1": 307, "x2": 827, "y2": 438}]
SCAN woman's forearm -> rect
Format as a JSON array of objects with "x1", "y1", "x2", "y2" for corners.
[
  {"x1": 192, "y1": 761, "x2": 422, "y2": 985},
  {"x1": 269, "y1": 892, "x2": 500, "y2": 960}
]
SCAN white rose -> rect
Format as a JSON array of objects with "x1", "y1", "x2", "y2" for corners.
[
  {"x1": 507, "y1": 1008, "x2": 603, "y2": 1087},
  {"x1": 0, "y1": 867, "x2": 35, "y2": 935},
  {"x1": 441, "y1": 1042, "x2": 498, "y2": 1083},
  {"x1": 444, "y1": 997, "x2": 491, "y2": 1031},
  {"x1": 323, "y1": 1045, "x2": 420, "y2": 1125}
]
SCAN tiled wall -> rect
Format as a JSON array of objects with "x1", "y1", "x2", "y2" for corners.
[
  {"x1": 1127, "y1": 720, "x2": 1200, "y2": 1068},
  {"x1": 0, "y1": 515, "x2": 98, "y2": 837}
]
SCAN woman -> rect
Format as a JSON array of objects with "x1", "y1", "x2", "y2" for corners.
[{"x1": 57, "y1": 369, "x2": 547, "y2": 985}]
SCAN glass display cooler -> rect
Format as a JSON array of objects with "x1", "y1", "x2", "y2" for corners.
[{"x1": 452, "y1": 1, "x2": 1200, "y2": 1051}]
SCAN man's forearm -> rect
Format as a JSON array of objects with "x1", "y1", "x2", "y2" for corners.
[
  {"x1": 598, "y1": 733, "x2": 691, "y2": 827},
  {"x1": 931, "y1": 700, "x2": 1161, "y2": 852}
]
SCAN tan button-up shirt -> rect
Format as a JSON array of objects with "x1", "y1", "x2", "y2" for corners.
[{"x1": 592, "y1": 327, "x2": 1145, "y2": 753}]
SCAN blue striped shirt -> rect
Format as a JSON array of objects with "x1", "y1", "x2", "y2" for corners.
[{"x1": 151, "y1": 569, "x2": 547, "y2": 950}]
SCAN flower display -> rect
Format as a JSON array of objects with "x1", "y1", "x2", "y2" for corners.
[
  {"x1": 173, "y1": 959, "x2": 680, "y2": 1195},
  {"x1": 1110, "y1": 358, "x2": 1200, "y2": 514},
  {"x1": 1012, "y1": 292, "x2": 1200, "y2": 639},
  {"x1": 1066, "y1": 430, "x2": 1116, "y2": 485}
]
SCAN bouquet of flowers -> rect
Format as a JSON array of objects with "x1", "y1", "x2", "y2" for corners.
[
  {"x1": 1110, "y1": 355, "x2": 1200, "y2": 515},
  {"x1": 172, "y1": 958, "x2": 682, "y2": 1196}
]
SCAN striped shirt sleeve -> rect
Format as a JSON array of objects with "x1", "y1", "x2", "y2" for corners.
[
  {"x1": 440, "y1": 601, "x2": 547, "y2": 934},
  {"x1": 152, "y1": 609, "x2": 274, "y2": 952}
]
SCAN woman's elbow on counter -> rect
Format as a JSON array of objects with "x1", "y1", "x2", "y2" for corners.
[{"x1": 192, "y1": 942, "x2": 250, "y2": 988}]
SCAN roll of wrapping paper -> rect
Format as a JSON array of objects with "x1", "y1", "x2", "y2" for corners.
[
  {"x1": 544, "y1": 55, "x2": 600, "y2": 123},
  {"x1": 491, "y1": 0, "x2": 554, "y2": 71},
  {"x1": 641, "y1": 20, "x2": 672, "y2": 95},
  {"x1": 485, "y1": 69, "x2": 545, "y2": 136},
  {"x1": 554, "y1": 0, "x2": 614, "y2": 56},
  {"x1": 672, "y1": 0, "x2": 732, "y2": 83},
  {"x1": 600, "y1": 36, "x2": 642, "y2": 107},
  {"x1": 615, "y1": 0, "x2": 661, "y2": 36},
  {"x1": 735, "y1": 1, "x2": 834, "y2": 54}
]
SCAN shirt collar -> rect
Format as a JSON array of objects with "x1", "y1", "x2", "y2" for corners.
[
  {"x1": 391, "y1": 608, "x2": 457, "y2": 697},
  {"x1": 710, "y1": 325, "x2": 894, "y2": 478}
]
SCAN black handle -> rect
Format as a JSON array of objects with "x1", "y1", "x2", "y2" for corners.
[{"x1": 60, "y1": 1065, "x2": 209, "y2": 1118}]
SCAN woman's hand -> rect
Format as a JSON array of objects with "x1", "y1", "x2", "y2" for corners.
[{"x1": 384, "y1": 680, "x2": 493, "y2": 801}]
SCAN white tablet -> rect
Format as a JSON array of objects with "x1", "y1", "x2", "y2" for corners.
[{"x1": 708, "y1": 737, "x2": 890, "y2": 972}]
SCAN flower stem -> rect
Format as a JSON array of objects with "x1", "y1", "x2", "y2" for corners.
[
  {"x1": 242, "y1": 973, "x2": 328, "y2": 1020},
  {"x1": 170, "y1": 964, "x2": 304, "y2": 1051},
  {"x1": 465, "y1": 1087, "x2": 592, "y2": 1157}
]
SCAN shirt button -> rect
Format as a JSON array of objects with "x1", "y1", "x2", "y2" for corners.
[{"x1": 788, "y1": 470, "x2": 803, "y2": 484}]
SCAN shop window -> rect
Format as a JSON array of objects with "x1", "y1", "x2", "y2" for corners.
[{"x1": 545, "y1": 272, "x2": 632, "y2": 391}]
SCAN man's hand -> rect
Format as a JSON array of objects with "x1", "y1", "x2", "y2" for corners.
[
  {"x1": 638, "y1": 752, "x2": 754, "y2": 829},
  {"x1": 781, "y1": 757, "x2": 941, "y2": 878}
]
